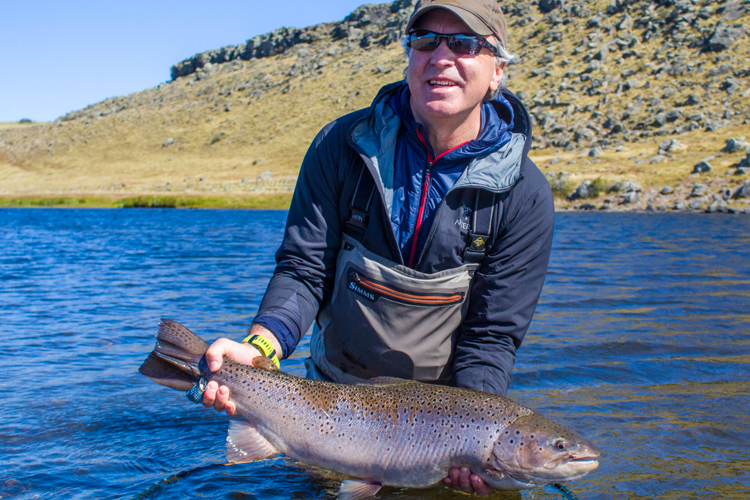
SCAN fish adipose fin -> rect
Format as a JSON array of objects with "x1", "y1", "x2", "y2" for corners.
[
  {"x1": 226, "y1": 419, "x2": 279, "y2": 463},
  {"x1": 338, "y1": 479, "x2": 382, "y2": 500},
  {"x1": 361, "y1": 376, "x2": 420, "y2": 387},
  {"x1": 138, "y1": 319, "x2": 209, "y2": 390}
]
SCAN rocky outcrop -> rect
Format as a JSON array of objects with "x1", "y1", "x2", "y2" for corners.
[{"x1": 170, "y1": 0, "x2": 416, "y2": 80}]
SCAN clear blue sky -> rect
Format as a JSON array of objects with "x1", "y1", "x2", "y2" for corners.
[{"x1": 0, "y1": 0, "x2": 393, "y2": 122}]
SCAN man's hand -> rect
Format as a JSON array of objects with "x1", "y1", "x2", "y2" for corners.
[
  {"x1": 443, "y1": 467, "x2": 493, "y2": 496},
  {"x1": 201, "y1": 325, "x2": 282, "y2": 416}
]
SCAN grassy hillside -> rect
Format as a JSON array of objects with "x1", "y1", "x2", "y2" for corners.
[{"x1": 1, "y1": 0, "x2": 749, "y2": 210}]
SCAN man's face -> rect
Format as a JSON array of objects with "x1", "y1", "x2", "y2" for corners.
[{"x1": 406, "y1": 9, "x2": 503, "y2": 126}]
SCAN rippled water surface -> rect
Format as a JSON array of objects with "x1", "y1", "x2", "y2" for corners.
[{"x1": 1, "y1": 209, "x2": 749, "y2": 499}]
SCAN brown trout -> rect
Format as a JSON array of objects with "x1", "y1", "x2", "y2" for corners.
[{"x1": 140, "y1": 319, "x2": 600, "y2": 499}]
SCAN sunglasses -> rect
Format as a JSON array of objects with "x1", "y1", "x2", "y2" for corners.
[{"x1": 406, "y1": 30, "x2": 499, "y2": 56}]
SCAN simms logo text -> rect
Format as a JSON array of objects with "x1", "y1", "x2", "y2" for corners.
[{"x1": 349, "y1": 281, "x2": 375, "y2": 300}]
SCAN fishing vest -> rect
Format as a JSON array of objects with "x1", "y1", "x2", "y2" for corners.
[{"x1": 307, "y1": 163, "x2": 496, "y2": 385}]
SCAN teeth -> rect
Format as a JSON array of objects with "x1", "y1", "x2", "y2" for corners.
[{"x1": 430, "y1": 80, "x2": 456, "y2": 86}]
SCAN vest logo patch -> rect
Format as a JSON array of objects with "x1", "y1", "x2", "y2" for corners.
[
  {"x1": 472, "y1": 236, "x2": 485, "y2": 249},
  {"x1": 349, "y1": 281, "x2": 375, "y2": 301}
]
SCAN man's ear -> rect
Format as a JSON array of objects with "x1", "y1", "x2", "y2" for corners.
[{"x1": 489, "y1": 61, "x2": 505, "y2": 93}]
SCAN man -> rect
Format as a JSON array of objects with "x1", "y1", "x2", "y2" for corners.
[{"x1": 201, "y1": 0, "x2": 554, "y2": 494}]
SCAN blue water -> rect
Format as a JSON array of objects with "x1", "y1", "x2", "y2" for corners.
[{"x1": 1, "y1": 209, "x2": 749, "y2": 499}]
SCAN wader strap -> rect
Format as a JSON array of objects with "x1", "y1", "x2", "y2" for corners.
[
  {"x1": 345, "y1": 163, "x2": 376, "y2": 242},
  {"x1": 463, "y1": 190, "x2": 496, "y2": 264}
]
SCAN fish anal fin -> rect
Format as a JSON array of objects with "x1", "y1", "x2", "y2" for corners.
[
  {"x1": 361, "y1": 376, "x2": 420, "y2": 387},
  {"x1": 226, "y1": 419, "x2": 279, "y2": 464},
  {"x1": 338, "y1": 479, "x2": 382, "y2": 500}
]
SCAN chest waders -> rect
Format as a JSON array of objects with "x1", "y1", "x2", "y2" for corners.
[{"x1": 307, "y1": 164, "x2": 496, "y2": 385}]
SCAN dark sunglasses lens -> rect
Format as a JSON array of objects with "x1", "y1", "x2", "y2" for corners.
[
  {"x1": 408, "y1": 33, "x2": 493, "y2": 55},
  {"x1": 447, "y1": 37, "x2": 478, "y2": 55},
  {"x1": 409, "y1": 34, "x2": 438, "y2": 51}
]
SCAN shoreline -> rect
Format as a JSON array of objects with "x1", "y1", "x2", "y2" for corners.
[
  {"x1": 3, "y1": 193, "x2": 749, "y2": 213},
  {"x1": 0, "y1": 193, "x2": 293, "y2": 210}
]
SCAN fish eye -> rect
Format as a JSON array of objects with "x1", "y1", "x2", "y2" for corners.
[{"x1": 554, "y1": 440, "x2": 567, "y2": 451}]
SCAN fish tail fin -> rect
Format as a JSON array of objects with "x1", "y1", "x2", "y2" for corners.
[{"x1": 138, "y1": 319, "x2": 210, "y2": 391}]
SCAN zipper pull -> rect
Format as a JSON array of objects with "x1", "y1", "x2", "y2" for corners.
[{"x1": 351, "y1": 272, "x2": 360, "y2": 283}]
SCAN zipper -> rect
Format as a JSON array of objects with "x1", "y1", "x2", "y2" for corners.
[
  {"x1": 351, "y1": 271, "x2": 463, "y2": 306},
  {"x1": 409, "y1": 129, "x2": 470, "y2": 268}
]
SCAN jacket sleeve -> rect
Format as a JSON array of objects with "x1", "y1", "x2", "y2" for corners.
[
  {"x1": 253, "y1": 121, "x2": 348, "y2": 357},
  {"x1": 451, "y1": 170, "x2": 554, "y2": 396}
]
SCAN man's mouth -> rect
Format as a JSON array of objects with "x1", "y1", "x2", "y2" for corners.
[{"x1": 429, "y1": 80, "x2": 458, "y2": 87}]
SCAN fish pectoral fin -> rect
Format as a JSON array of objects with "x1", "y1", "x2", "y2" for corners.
[
  {"x1": 360, "y1": 376, "x2": 420, "y2": 387},
  {"x1": 225, "y1": 419, "x2": 279, "y2": 464},
  {"x1": 337, "y1": 479, "x2": 382, "y2": 500}
]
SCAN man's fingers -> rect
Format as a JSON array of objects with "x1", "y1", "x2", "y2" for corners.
[
  {"x1": 205, "y1": 338, "x2": 235, "y2": 372},
  {"x1": 213, "y1": 385, "x2": 229, "y2": 412},
  {"x1": 202, "y1": 380, "x2": 219, "y2": 407},
  {"x1": 225, "y1": 401, "x2": 237, "y2": 416},
  {"x1": 458, "y1": 467, "x2": 472, "y2": 493},
  {"x1": 470, "y1": 474, "x2": 493, "y2": 496}
]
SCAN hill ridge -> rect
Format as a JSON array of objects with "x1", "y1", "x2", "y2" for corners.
[{"x1": 2, "y1": 0, "x2": 750, "y2": 211}]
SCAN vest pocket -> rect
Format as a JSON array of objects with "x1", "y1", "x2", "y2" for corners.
[{"x1": 348, "y1": 271, "x2": 464, "y2": 306}]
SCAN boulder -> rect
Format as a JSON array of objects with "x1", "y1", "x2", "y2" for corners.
[
  {"x1": 616, "y1": 13, "x2": 633, "y2": 31},
  {"x1": 539, "y1": 0, "x2": 562, "y2": 13},
  {"x1": 682, "y1": 94, "x2": 702, "y2": 106},
  {"x1": 661, "y1": 186, "x2": 674, "y2": 195},
  {"x1": 568, "y1": 180, "x2": 595, "y2": 201},
  {"x1": 659, "y1": 139, "x2": 684, "y2": 153},
  {"x1": 162, "y1": 138, "x2": 174, "y2": 147},
  {"x1": 618, "y1": 192, "x2": 641, "y2": 205},
  {"x1": 735, "y1": 180, "x2": 750, "y2": 198},
  {"x1": 706, "y1": 199, "x2": 728, "y2": 213},
  {"x1": 705, "y1": 24, "x2": 746, "y2": 51},
  {"x1": 611, "y1": 180, "x2": 642, "y2": 193},
  {"x1": 720, "y1": 1, "x2": 747, "y2": 22},
  {"x1": 708, "y1": 63, "x2": 734, "y2": 77},
  {"x1": 689, "y1": 200, "x2": 704, "y2": 210},
  {"x1": 690, "y1": 184, "x2": 708, "y2": 197},
  {"x1": 724, "y1": 137, "x2": 747, "y2": 153},
  {"x1": 693, "y1": 161, "x2": 712, "y2": 173},
  {"x1": 650, "y1": 154, "x2": 668, "y2": 164}
]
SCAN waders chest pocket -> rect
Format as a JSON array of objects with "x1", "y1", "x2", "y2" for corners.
[{"x1": 347, "y1": 270, "x2": 464, "y2": 306}]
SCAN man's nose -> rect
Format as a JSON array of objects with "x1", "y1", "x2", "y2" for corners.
[{"x1": 430, "y1": 38, "x2": 456, "y2": 65}]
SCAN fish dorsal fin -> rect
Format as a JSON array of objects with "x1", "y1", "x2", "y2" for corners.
[
  {"x1": 252, "y1": 356, "x2": 281, "y2": 372},
  {"x1": 361, "y1": 376, "x2": 420, "y2": 387},
  {"x1": 338, "y1": 479, "x2": 382, "y2": 500},
  {"x1": 225, "y1": 419, "x2": 279, "y2": 464}
]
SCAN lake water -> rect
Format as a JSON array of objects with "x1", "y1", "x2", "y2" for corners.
[{"x1": 1, "y1": 209, "x2": 749, "y2": 500}]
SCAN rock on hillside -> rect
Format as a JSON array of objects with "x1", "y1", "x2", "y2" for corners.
[
  {"x1": 2, "y1": 0, "x2": 750, "y2": 205},
  {"x1": 60, "y1": 0, "x2": 750, "y2": 151}
]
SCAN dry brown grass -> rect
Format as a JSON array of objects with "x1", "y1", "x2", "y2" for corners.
[{"x1": 1, "y1": 0, "x2": 748, "y2": 210}]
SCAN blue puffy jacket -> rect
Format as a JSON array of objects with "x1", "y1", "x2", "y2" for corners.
[
  {"x1": 387, "y1": 83, "x2": 515, "y2": 267},
  {"x1": 254, "y1": 81, "x2": 554, "y2": 396}
]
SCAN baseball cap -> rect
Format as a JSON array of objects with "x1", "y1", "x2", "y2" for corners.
[{"x1": 405, "y1": 0, "x2": 508, "y2": 50}]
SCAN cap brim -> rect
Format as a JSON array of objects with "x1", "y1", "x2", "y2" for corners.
[{"x1": 406, "y1": 5, "x2": 494, "y2": 37}]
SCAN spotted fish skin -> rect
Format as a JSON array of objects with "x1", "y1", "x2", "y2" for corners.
[
  {"x1": 140, "y1": 320, "x2": 600, "y2": 492},
  {"x1": 223, "y1": 366, "x2": 533, "y2": 487}
]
